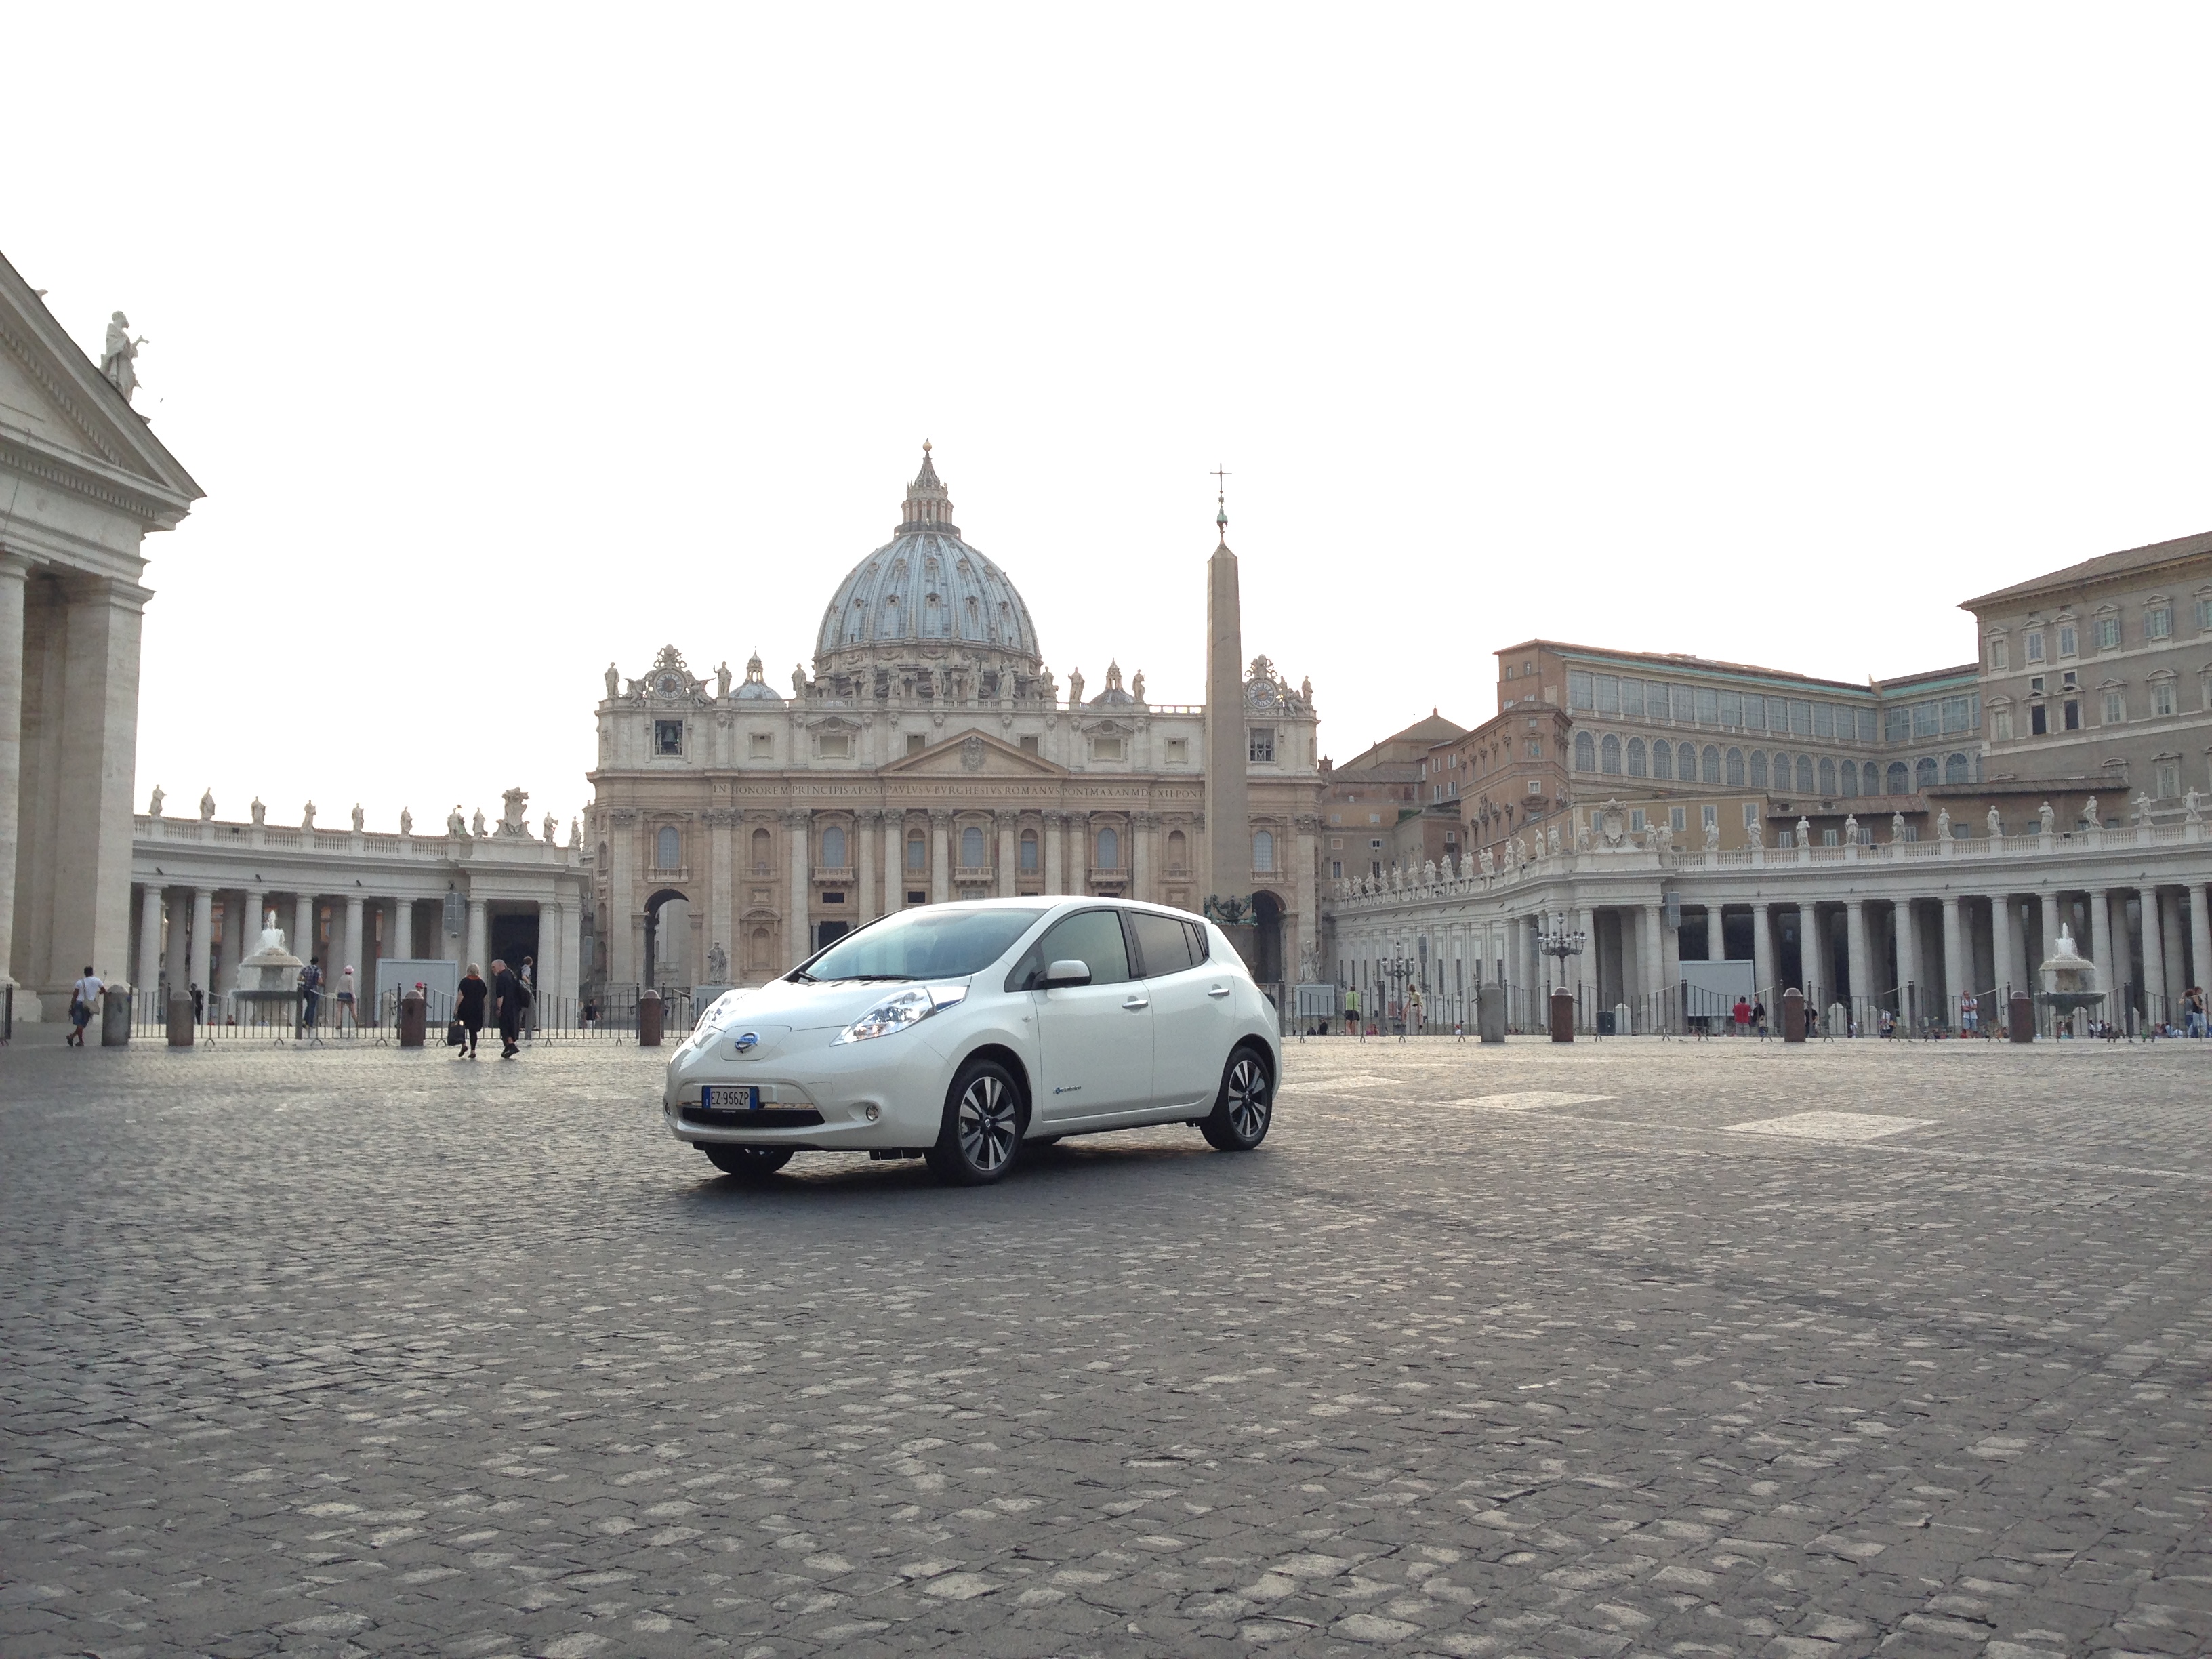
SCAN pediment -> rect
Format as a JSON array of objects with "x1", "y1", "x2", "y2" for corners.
[{"x1": 882, "y1": 729, "x2": 1067, "y2": 777}]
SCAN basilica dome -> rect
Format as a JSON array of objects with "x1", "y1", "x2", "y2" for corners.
[{"x1": 813, "y1": 446, "x2": 1042, "y2": 675}]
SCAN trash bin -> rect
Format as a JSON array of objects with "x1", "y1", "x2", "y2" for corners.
[
  {"x1": 1477, "y1": 983, "x2": 1507, "y2": 1044},
  {"x1": 1549, "y1": 989, "x2": 1575, "y2": 1043},
  {"x1": 2007, "y1": 991, "x2": 2034, "y2": 1043},
  {"x1": 1596, "y1": 1009, "x2": 1616, "y2": 1037},
  {"x1": 398, "y1": 991, "x2": 427, "y2": 1048},
  {"x1": 1782, "y1": 987, "x2": 1806, "y2": 1043},
  {"x1": 101, "y1": 985, "x2": 133, "y2": 1046},
  {"x1": 167, "y1": 992, "x2": 195, "y2": 1048},
  {"x1": 638, "y1": 989, "x2": 664, "y2": 1047}
]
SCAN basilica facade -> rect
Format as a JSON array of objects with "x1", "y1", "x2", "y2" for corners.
[{"x1": 584, "y1": 449, "x2": 1324, "y2": 993}]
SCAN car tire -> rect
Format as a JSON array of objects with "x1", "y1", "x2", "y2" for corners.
[
  {"x1": 925, "y1": 1057, "x2": 1025, "y2": 1186},
  {"x1": 1199, "y1": 1045, "x2": 1273, "y2": 1151},
  {"x1": 702, "y1": 1144, "x2": 794, "y2": 1179}
]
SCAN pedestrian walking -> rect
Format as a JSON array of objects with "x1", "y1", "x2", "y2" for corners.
[
  {"x1": 1959, "y1": 991, "x2": 1979, "y2": 1034},
  {"x1": 67, "y1": 965, "x2": 103, "y2": 1047},
  {"x1": 455, "y1": 965, "x2": 488, "y2": 1058},
  {"x1": 298, "y1": 957, "x2": 323, "y2": 1031},
  {"x1": 1454, "y1": 1019, "x2": 1466, "y2": 1042},
  {"x1": 1344, "y1": 985, "x2": 1361, "y2": 1042},
  {"x1": 2184, "y1": 985, "x2": 2207, "y2": 1038},
  {"x1": 336, "y1": 965, "x2": 359, "y2": 1033},
  {"x1": 1406, "y1": 986, "x2": 1423, "y2": 1042},
  {"x1": 1751, "y1": 998, "x2": 1768, "y2": 1040},
  {"x1": 1732, "y1": 997, "x2": 1750, "y2": 1036},
  {"x1": 491, "y1": 958, "x2": 529, "y2": 1059}
]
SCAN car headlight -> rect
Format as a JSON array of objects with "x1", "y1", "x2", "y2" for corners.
[{"x1": 832, "y1": 982, "x2": 968, "y2": 1044}]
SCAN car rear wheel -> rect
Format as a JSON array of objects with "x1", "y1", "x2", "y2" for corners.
[
  {"x1": 1199, "y1": 1046, "x2": 1273, "y2": 1151},
  {"x1": 925, "y1": 1057, "x2": 1025, "y2": 1185},
  {"x1": 702, "y1": 1144, "x2": 794, "y2": 1179}
]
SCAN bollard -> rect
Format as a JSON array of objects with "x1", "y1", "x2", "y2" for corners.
[
  {"x1": 1548, "y1": 988, "x2": 1575, "y2": 1043},
  {"x1": 167, "y1": 992, "x2": 195, "y2": 1048},
  {"x1": 2007, "y1": 991, "x2": 2034, "y2": 1043},
  {"x1": 1782, "y1": 987, "x2": 1806, "y2": 1042},
  {"x1": 1477, "y1": 982, "x2": 1507, "y2": 1044},
  {"x1": 638, "y1": 989, "x2": 665, "y2": 1047},
  {"x1": 398, "y1": 991, "x2": 427, "y2": 1048},
  {"x1": 101, "y1": 985, "x2": 133, "y2": 1046}
]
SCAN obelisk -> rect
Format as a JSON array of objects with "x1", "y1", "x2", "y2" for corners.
[{"x1": 1204, "y1": 488, "x2": 1249, "y2": 930}]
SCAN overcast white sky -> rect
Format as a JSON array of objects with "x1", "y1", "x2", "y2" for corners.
[{"x1": 9, "y1": 5, "x2": 2210, "y2": 830}]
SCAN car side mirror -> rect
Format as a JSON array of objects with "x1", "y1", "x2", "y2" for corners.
[{"x1": 1041, "y1": 959, "x2": 1092, "y2": 989}]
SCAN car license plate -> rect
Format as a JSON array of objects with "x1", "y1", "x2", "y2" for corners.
[{"x1": 703, "y1": 1086, "x2": 759, "y2": 1110}]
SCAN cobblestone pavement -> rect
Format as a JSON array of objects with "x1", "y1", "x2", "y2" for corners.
[{"x1": 3, "y1": 1029, "x2": 2209, "y2": 1659}]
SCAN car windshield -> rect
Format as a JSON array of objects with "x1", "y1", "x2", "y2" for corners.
[{"x1": 798, "y1": 907, "x2": 1047, "y2": 983}]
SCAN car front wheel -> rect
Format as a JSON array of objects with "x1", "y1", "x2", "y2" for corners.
[
  {"x1": 1199, "y1": 1046, "x2": 1273, "y2": 1151},
  {"x1": 925, "y1": 1057, "x2": 1025, "y2": 1185},
  {"x1": 702, "y1": 1144, "x2": 794, "y2": 1179}
]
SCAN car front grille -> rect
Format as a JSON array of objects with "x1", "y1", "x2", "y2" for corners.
[{"x1": 680, "y1": 1105, "x2": 825, "y2": 1130}]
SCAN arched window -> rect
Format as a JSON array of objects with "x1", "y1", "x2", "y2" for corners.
[
  {"x1": 1841, "y1": 759, "x2": 1858, "y2": 796},
  {"x1": 1750, "y1": 750, "x2": 1768, "y2": 788},
  {"x1": 1914, "y1": 756, "x2": 1938, "y2": 790},
  {"x1": 1944, "y1": 751, "x2": 1969, "y2": 784},
  {"x1": 1253, "y1": 829, "x2": 1275, "y2": 871},
  {"x1": 656, "y1": 826, "x2": 680, "y2": 869},
  {"x1": 751, "y1": 826, "x2": 772, "y2": 872},
  {"x1": 960, "y1": 825, "x2": 985, "y2": 867},
  {"x1": 1166, "y1": 829, "x2": 1187, "y2": 872},
  {"x1": 1652, "y1": 740, "x2": 1673, "y2": 780},
  {"x1": 1818, "y1": 758, "x2": 1836, "y2": 796},
  {"x1": 1795, "y1": 755, "x2": 1814, "y2": 794},
  {"x1": 1774, "y1": 752, "x2": 1790, "y2": 788},
  {"x1": 906, "y1": 828, "x2": 926, "y2": 869},
  {"x1": 1020, "y1": 830, "x2": 1038, "y2": 870},
  {"x1": 1574, "y1": 731, "x2": 1595, "y2": 771},
  {"x1": 821, "y1": 825, "x2": 846, "y2": 869},
  {"x1": 1626, "y1": 737, "x2": 1647, "y2": 777},
  {"x1": 1887, "y1": 761, "x2": 1909, "y2": 794},
  {"x1": 1704, "y1": 745, "x2": 1722, "y2": 785},
  {"x1": 1725, "y1": 747, "x2": 1745, "y2": 786},
  {"x1": 1601, "y1": 734, "x2": 1622, "y2": 775},
  {"x1": 1097, "y1": 826, "x2": 1120, "y2": 869}
]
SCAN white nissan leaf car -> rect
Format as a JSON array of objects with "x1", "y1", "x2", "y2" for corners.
[{"x1": 663, "y1": 897, "x2": 1279, "y2": 1185}]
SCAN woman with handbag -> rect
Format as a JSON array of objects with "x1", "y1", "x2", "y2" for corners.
[{"x1": 454, "y1": 965, "x2": 489, "y2": 1059}]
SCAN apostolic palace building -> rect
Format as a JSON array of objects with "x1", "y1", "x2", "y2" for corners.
[{"x1": 584, "y1": 448, "x2": 1324, "y2": 997}]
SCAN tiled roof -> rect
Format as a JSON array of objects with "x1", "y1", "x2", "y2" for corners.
[{"x1": 1959, "y1": 528, "x2": 2212, "y2": 611}]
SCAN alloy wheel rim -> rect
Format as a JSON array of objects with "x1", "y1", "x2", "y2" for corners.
[
  {"x1": 1227, "y1": 1057, "x2": 1269, "y2": 1140},
  {"x1": 958, "y1": 1075, "x2": 1016, "y2": 1171}
]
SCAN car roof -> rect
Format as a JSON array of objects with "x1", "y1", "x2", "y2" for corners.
[{"x1": 920, "y1": 895, "x2": 1206, "y2": 922}]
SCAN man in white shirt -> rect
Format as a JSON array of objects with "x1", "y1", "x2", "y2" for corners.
[{"x1": 68, "y1": 966, "x2": 104, "y2": 1047}]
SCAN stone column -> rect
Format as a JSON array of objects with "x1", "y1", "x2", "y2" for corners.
[
  {"x1": 709, "y1": 807, "x2": 736, "y2": 957},
  {"x1": 466, "y1": 896, "x2": 488, "y2": 974},
  {"x1": 2137, "y1": 888, "x2": 2165, "y2": 1021},
  {"x1": 856, "y1": 810, "x2": 878, "y2": 919},
  {"x1": 2087, "y1": 889, "x2": 2112, "y2": 1002},
  {"x1": 0, "y1": 552, "x2": 28, "y2": 991},
  {"x1": 165, "y1": 886, "x2": 190, "y2": 994},
  {"x1": 1990, "y1": 891, "x2": 2016, "y2": 1000},
  {"x1": 137, "y1": 884, "x2": 164, "y2": 995},
  {"x1": 2189, "y1": 884, "x2": 2211, "y2": 1012},
  {"x1": 1895, "y1": 899, "x2": 1921, "y2": 1029},
  {"x1": 1660, "y1": 903, "x2": 1681, "y2": 1029},
  {"x1": 1752, "y1": 903, "x2": 1775, "y2": 1002},
  {"x1": 1845, "y1": 899, "x2": 1870, "y2": 1029},
  {"x1": 342, "y1": 895, "x2": 365, "y2": 983},
  {"x1": 2038, "y1": 889, "x2": 2060, "y2": 994},
  {"x1": 1641, "y1": 903, "x2": 1664, "y2": 1031},
  {"x1": 1940, "y1": 896, "x2": 1963, "y2": 1027},
  {"x1": 560, "y1": 891, "x2": 583, "y2": 1005},
  {"x1": 607, "y1": 810, "x2": 638, "y2": 985},
  {"x1": 998, "y1": 811, "x2": 1021, "y2": 899},
  {"x1": 49, "y1": 577, "x2": 153, "y2": 994},
  {"x1": 293, "y1": 894, "x2": 316, "y2": 968},
  {"x1": 2160, "y1": 890, "x2": 2186, "y2": 1016},
  {"x1": 388, "y1": 897, "x2": 409, "y2": 962},
  {"x1": 188, "y1": 888, "x2": 213, "y2": 1003},
  {"x1": 785, "y1": 809, "x2": 812, "y2": 954},
  {"x1": 1043, "y1": 810, "x2": 1065, "y2": 895},
  {"x1": 928, "y1": 811, "x2": 951, "y2": 905},
  {"x1": 885, "y1": 811, "x2": 907, "y2": 910},
  {"x1": 1576, "y1": 905, "x2": 1596, "y2": 1016}
]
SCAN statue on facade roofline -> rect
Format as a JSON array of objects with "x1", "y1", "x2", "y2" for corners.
[
  {"x1": 148, "y1": 785, "x2": 163, "y2": 817},
  {"x1": 351, "y1": 803, "x2": 365, "y2": 832},
  {"x1": 448, "y1": 805, "x2": 467, "y2": 838},
  {"x1": 716, "y1": 661, "x2": 732, "y2": 699},
  {"x1": 1935, "y1": 806, "x2": 1950, "y2": 840},
  {"x1": 569, "y1": 818, "x2": 582, "y2": 849},
  {"x1": 2131, "y1": 793, "x2": 2152, "y2": 826},
  {"x1": 1548, "y1": 824, "x2": 1562, "y2": 856},
  {"x1": 543, "y1": 813, "x2": 558, "y2": 844},
  {"x1": 1132, "y1": 670, "x2": 1145, "y2": 703},
  {"x1": 399, "y1": 807, "x2": 413, "y2": 836},
  {"x1": 1423, "y1": 858, "x2": 1437, "y2": 886},
  {"x1": 1890, "y1": 811, "x2": 1906, "y2": 842},
  {"x1": 605, "y1": 661, "x2": 620, "y2": 699},
  {"x1": 1795, "y1": 817, "x2": 1811, "y2": 848},
  {"x1": 1987, "y1": 805, "x2": 2001, "y2": 838},
  {"x1": 792, "y1": 664, "x2": 808, "y2": 698},
  {"x1": 1746, "y1": 817, "x2": 1763, "y2": 848},
  {"x1": 2037, "y1": 801, "x2": 2055, "y2": 835},
  {"x1": 302, "y1": 801, "x2": 316, "y2": 831},
  {"x1": 2185, "y1": 786, "x2": 2204, "y2": 823},
  {"x1": 101, "y1": 312, "x2": 144, "y2": 402},
  {"x1": 1067, "y1": 667, "x2": 1084, "y2": 708},
  {"x1": 472, "y1": 808, "x2": 487, "y2": 838},
  {"x1": 1705, "y1": 819, "x2": 1721, "y2": 851},
  {"x1": 2081, "y1": 794, "x2": 2099, "y2": 829},
  {"x1": 199, "y1": 787, "x2": 216, "y2": 821},
  {"x1": 251, "y1": 797, "x2": 266, "y2": 825}
]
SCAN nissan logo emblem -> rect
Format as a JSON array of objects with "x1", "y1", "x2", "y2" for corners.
[{"x1": 733, "y1": 1032, "x2": 759, "y2": 1053}]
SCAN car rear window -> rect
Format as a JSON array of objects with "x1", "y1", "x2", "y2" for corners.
[{"x1": 1129, "y1": 911, "x2": 1194, "y2": 977}]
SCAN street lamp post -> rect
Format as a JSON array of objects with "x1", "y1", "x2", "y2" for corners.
[
  {"x1": 1381, "y1": 954, "x2": 1417, "y2": 1042},
  {"x1": 1540, "y1": 912, "x2": 1587, "y2": 1037}
]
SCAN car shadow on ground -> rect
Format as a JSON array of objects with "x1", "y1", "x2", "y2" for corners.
[{"x1": 674, "y1": 1132, "x2": 1240, "y2": 1209}]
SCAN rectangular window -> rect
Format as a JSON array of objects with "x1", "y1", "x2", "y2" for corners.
[
  {"x1": 1702, "y1": 804, "x2": 1718, "y2": 828},
  {"x1": 1765, "y1": 695, "x2": 1790, "y2": 731},
  {"x1": 2097, "y1": 615, "x2": 2121, "y2": 649},
  {"x1": 1669, "y1": 806, "x2": 1686, "y2": 832},
  {"x1": 2026, "y1": 630, "x2": 2045, "y2": 663},
  {"x1": 1910, "y1": 701, "x2": 1937, "y2": 738},
  {"x1": 1568, "y1": 670, "x2": 1594, "y2": 709},
  {"x1": 2196, "y1": 597, "x2": 2212, "y2": 632},
  {"x1": 1621, "y1": 678, "x2": 1645, "y2": 718},
  {"x1": 1526, "y1": 777, "x2": 1542, "y2": 794},
  {"x1": 2103, "y1": 691, "x2": 2124, "y2": 724},
  {"x1": 1940, "y1": 696, "x2": 1971, "y2": 733},
  {"x1": 1776, "y1": 829, "x2": 1793, "y2": 849},
  {"x1": 1741, "y1": 694, "x2": 1764, "y2": 731},
  {"x1": 750, "y1": 731, "x2": 774, "y2": 758},
  {"x1": 1743, "y1": 802, "x2": 1759, "y2": 827},
  {"x1": 1811, "y1": 703, "x2": 1832, "y2": 739},
  {"x1": 1719, "y1": 691, "x2": 1742, "y2": 726},
  {"x1": 1789, "y1": 699, "x2": 1812, "y2": 735},
  {"x1": 1856, "y1": 708, "x2": 1877, "y2": 743},
  {"x1": 2030, "y1": 703, "x2": 2047, "y2": 735},
  {"x1": 1629, "y1": 809, "x2": 1645, "y2": 832},
  {"x1": 1330, "y1": 861, "x2": 1342, "y2": 879},
  {"x1": 2152, "y1": 682, "x2": 2177, "y2": 716},
  {"x1": 1990, "y1": 636, "x2": 2009, "y2": 670},
  {"x1": 907, "y1": 733, "x2": 926, "y2": 755},
  {"x1": 1899, "y1": 823, "x2": 1919, "y2": 842},
  {"x1": 1695, "y1": 687, "x2": 1720, "y2": 725},
  {"x1": 2156, "y1": 760, "x2": 2182, "y2": 798},
  {"x1": 2147, "y1": 605, "x2": 2173, "y2": 640},
  {"x1": 2063, "y1": 700, "x2": 2080, "y2": 731},
  {"x1": 1248, "y1": 728, "x2": 1274, "y2": 762},
  {"x1": 1021, "y1": 734, "x2": 1040, "y2": 754},
  {"x1": 1821, "y1": 828, "x2": 1839, "y2": 847},
  {"x1": 1992, "y1": 708, "x2": 2013, "y2": 741},
  {"x1": 1884, "y1": 706, "x2": 1910, "y2": 742},
  {"x1": 654, "y1": 720, "x2": 684, "y2": 756},
  {"x1": 2057, "y1": 624, "x2": 2077, "y2": 657},
  {"x1": 1594, "y1": 674, "x2": 1620, "y2": 714},
  {"x1": 1369, "y1": 838, "x2": 1383, "y2": 850},
  {"x1": 1163, "y1": 737, "x2": 1185, "y2": 761},
  {"x1": 1094, "y1": 737, "x2": 1125, "y2": 761},
  {"x1": 818, "y1": 733, "x2": 850, "y2": 758}
]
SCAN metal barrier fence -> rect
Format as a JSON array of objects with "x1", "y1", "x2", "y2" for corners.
[{"x1": 120, "y1": 983, "x2": 696, "y2": 1045}]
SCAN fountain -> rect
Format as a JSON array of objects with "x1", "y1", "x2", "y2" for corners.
[
  {"x1": 232, "y1": 909, "x2": 305, "y2": 1035},
  {"x1": 2034, "y1": 923, "x2": 2106, "y2": 1037}
]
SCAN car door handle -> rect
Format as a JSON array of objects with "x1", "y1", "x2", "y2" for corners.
[
  {"x1": 1122, "y1": 996, "x2": 1149, "y2": 1010},
  {"x1": 1206, "y1": 985, "x2": 1231, "y2": 998}
]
